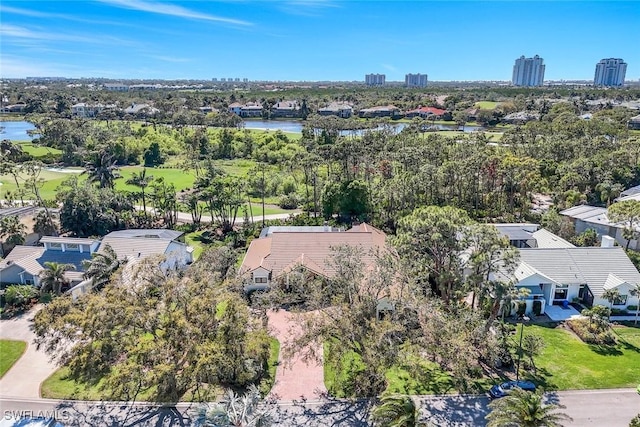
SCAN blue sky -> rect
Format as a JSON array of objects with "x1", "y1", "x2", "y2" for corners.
[{"x1": 1, "y1": 1, "x2": 639, "y2": 81}]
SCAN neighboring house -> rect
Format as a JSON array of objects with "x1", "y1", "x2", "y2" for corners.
[
  {"x1": 103, "y1": 83, "x2": 129, "y2": 92},
  {"x1": 560, "y1": 205, "x2": 640, "y2": 251},
  {"x1": 494, "y1": 223, "x2": 575, "y2": 249},
  {"x1": 358, "y1": 105, "x2": 402, "y2": 119},
  {"x1": 198, "y1": 106, "x2": 219, "y2": 114},
  {"x1": 501, "y1": 111, "x2": 540, "y2": 124},
  {"x1": 68, "y1": 229, "x2": 194, "y2": 298},
  {"x1": 123, "y1": 103, "x2": 159, "y2": 116},
  {"x1": 71, "y1": 103, "x2": 104, "y2": 118},
  {"x1": 318, "y1": 102, "x2": 353, "y2": 118},
  {"x1": 0, "y1": 237, "x2": 99, "y2": 287},
  {"x1": 99, "y1": 229, "x2": 193, "y2": 271},
  {"x1": 503, "y1": 247, "x2": 640, "y2": 316},
  {"x1": 0, "y1": 104, "x2": 27, "y2": 113},
  {"x1": 272, "y1": 101, "x2": 300, "y2": 118},
  {"x1": 405, "y1": 106, "x2": 447, "y2": 119},
  {"x1": 239, "y1": 223, "x2": 387, "y2": 292},
  {"x1": 228, "y1": 102, "x2": 264, "y2": 118},
  {"x1": 628, "y1": 114, "x2": 640, "y2": 130}
]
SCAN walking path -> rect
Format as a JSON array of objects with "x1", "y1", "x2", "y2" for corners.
[
  {"x1": 0, "y1": 306, "x2": 57, "y2": 398},
  {"x1": 267, "y1": 310, "x2": 327, "y2": 402}
]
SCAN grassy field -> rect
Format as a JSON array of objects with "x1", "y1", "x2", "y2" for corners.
[
  {"x1": 475, "y1": 101, "x2": 500, "y2": 110},
  {"x1": 0, "y1": 340, "x2": 27, "y2": 378},
  {"x1": 16, "y1": 141, "x2": 62, "y2": 158},
  {"x1": 523, "y1": 324, "x2": 640, "y2": 390},
  {"x1": 41, "y1": 336, "x2": 281, "y2": 400}
]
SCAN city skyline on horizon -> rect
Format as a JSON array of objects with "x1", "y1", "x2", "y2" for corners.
[{"x1": 1, "y1": 1, "x2": 639, "y2": 82}]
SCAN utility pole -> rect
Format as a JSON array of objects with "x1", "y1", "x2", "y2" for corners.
[{"x1": 515, "y1": 316, "x2": 529, "y2": 382}]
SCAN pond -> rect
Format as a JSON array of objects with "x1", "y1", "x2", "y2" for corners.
[
  {"x1": 0, "y1": 121, "x2": 36, "y2": 141},
  {"x1": 242, "y1": 119, "x2": 484, "y2": 134}
]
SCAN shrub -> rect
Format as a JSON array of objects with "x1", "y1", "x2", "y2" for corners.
[
  {"x1": 3, "y1": 285, "x2": 38, "y2": 308},
  {"x1": 611, "y1": 308, "x2": 629, "y2": 316},
  {"x1": 278, "y1": 194, "x2": 300, "y2": 210},
  {"x1": 567, "y1": 318, "x2": 617, "y2": 345},
  {"x1": 516, "y1": 301, "x2": 527, "y2": 317},
  {"x1": 532, "y1": 300, "x2": 542, "y2": 316}
]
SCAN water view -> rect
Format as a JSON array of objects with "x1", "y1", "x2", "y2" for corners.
[{"x1": 0, "y1": 121, "x2": 36, "y2": 141}]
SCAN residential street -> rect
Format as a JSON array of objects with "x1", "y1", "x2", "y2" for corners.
[{"x1": 1, "y1": 389, "x2": 638, "y2": 426}]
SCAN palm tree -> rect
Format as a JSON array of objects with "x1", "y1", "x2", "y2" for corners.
[
  {"x1": 486, "y1": 388, "x2": 572, "y2": 427},
  {"x1": 126, "y1": 168, "x2": 153, "y2": 216},
  {"x1": 82, "y1": 244, "x2": 125, "y2": 291},
  {"x1": 371, "y1": 394, "x2": 418, "y2": 427},
  {"x1": 602, "y1": 288, "x2": 621, "y2": 321},
  {"x1": 39, "y1": 262, "x2": 76, "y2": 296},
  {"x1": 197, "y1": 384, "x2": 273, "y2": 426},
  {"x1": 0, "y1": 215, "x2": 27, "y2": 246},
  {"x1": 84, "y1": 149, "x2": 120, "y2": 189},
  {"x1": 629, "y1": 284, "x2": 640, "y2": 325}
]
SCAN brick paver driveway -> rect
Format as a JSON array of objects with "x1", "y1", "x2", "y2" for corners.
[{"x1": 267, "y1": 309, "x2": 327, "y2": 401}]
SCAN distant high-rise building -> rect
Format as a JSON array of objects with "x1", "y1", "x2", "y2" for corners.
[
  {"x1": 405, "y1": 73, "x2": 428, "y2": 87},
  {"x1": 365, "y1": 73, "x2": 386, "y2": 86},
  {"x1": 512, "y1": 55, "x2": 545, "y2": 87},
  {"x1": 594, "y1": 58, "x2": 627, "y2": 86}
]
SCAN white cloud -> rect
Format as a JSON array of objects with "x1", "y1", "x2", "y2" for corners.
[
  {"x1": 146, "y1": 55, "x2": 192, "y2": 63},
  {"x1": 98, "y1": 0, "x2": 252, "y2": 26}
]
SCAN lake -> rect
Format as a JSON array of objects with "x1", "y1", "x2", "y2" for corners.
[
  {"x1": 0, "y1": 121, "x2": 36, "y2": 141},
  {"x1": 242, "y1": 119, "x2": 483, "y2": 134}
]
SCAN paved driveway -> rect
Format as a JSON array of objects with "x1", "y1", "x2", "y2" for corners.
[
  {"x1": 267, "y1": 309, "x2": 327, "y2": 402},
  {"x1": 0, "y1": 307, "x2": 58, "y2": 398}
]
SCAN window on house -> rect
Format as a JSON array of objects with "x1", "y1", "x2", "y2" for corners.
[
  {"x1": 254, "y1": 277, "x2": 268, "y2": 284},
  {"x1": 66, "y1": 243, "x2": 79, "y2": 250},
  {"x1": 613, "y1": 295, "x2": 628, "y2": 306},
  {"x1": 49, "y1": 242, "x2": 62, "y2": 249},
  {"x1": 554, "y1": 285, "x2": 568, "y2": 300}
]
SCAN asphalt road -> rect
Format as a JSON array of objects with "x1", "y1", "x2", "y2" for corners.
[{"x1": 1, "y1": 389, "x2": 638, "y2": 426}]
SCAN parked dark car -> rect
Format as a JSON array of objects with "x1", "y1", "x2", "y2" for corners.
[{"x1": 489, "y1": 380, "x2": 536, "y2": 398}]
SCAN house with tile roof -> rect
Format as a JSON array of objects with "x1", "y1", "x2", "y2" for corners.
[
  {"x1": 405, "y1": 106, "x2": 447, "y2": 119},
  {"x1": 239, "y1": 223, "x2": 387, "y2": 293}
]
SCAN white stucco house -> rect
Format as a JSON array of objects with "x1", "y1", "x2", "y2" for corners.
[{"x1": 501, "y1": 247, "x2": 640, "y2": 316}]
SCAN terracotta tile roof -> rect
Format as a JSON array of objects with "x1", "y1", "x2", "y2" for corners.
[{"x1": 240, "y1": 223, "x2": 386, "y2": 279}]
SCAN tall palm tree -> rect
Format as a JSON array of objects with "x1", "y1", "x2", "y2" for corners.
[
  {"x1": 82, "y1": 244, "x2": 125, "y2": 291},
  {"x1": 0, "y1": 215, "x2": 27, "y2": 246},
  {"x1": 486, "y1": 388, "x2": 572, "y2": 427},
  {"x1": 39, "y1": 262, "x2": 76, "y2": 296},
  {"x1": 84, "y1": 149, "x2": 120, "y2": 189},
  {"x1": 371, "y1": 394, "x2": 418, "y2": 427},
  {"x1": 126, "y1": 168, "x2": 153, "y2": 215}
]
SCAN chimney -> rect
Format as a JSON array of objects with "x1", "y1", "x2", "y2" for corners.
[{"x1": 601, "y1": 235, "x2": 615, "y2": 248}]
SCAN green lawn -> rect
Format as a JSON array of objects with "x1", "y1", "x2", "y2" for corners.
[
  {"x1": 260, "y1": 338, "x2": 281, "y2": 395},
  {"x1": 324, "y1": 324, "x2": 640, "y2": 398},
  {"x1": 16, "y1": 141, "x2": 62, "y2": 158},
  {"x1": 523, "y1": 324, "x2": 640, "y2": 390},
  {"x1": 0, "y1": 340, "x2": 27, "y2": 378},
  {"x1": 475, "y1": 101, "x2": 500, "y2": 110}
]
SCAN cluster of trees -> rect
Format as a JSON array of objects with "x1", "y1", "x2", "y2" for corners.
[{"x1": 33, "y1": 249, "x2": 272, "y2": 403}]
